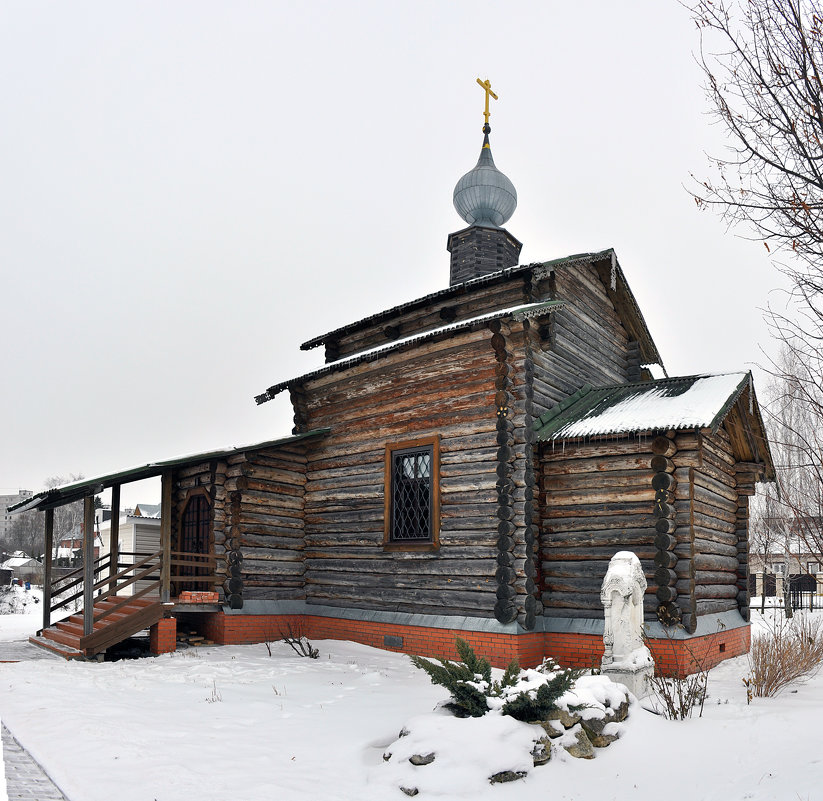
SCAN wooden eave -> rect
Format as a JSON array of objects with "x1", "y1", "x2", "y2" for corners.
[
  {"x1": 9, "y1": 429, "x2": 329, "y2": 514},
  {"x1": 717, "y1": 392, "x2": 776, "y2": 482},
  {"x1": 298, "y1": 249, "x2": 664, "y2": 373},
  {"x1": 256, "y1": 301, "x2": 564, "y2": 404},
  {"x1": 298, "y1": 261, "x2": 551, "y2": 352},
  {"x1": 591, "y1": 253, "x2": 663, "y2": 370}
]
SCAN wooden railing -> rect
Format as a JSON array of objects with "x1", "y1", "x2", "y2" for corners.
[
  {"x1": 49, "y1": 553, "x2": 112, "y2": 615},
  {"x1": 44, "y1": 549, "x2": 220, "y2": 631},
  {"x1": 168, "y1": 550, "x2": 218, "y2": 586}
]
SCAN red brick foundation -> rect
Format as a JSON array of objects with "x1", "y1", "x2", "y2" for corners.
[
  {"x1": 150, "y1": 617, "x2": 177, "y2": 655},
  {"x1": 196, "y1": 611, "x2": 749, "y2": 675}
]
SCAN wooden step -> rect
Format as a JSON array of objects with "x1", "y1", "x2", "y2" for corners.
[
  {"x1": 38, "y1": 596, "x2": 168, "y2": 659},
  {"x1": 28, "y1": 634, "x2": 86, "y2": 661}
]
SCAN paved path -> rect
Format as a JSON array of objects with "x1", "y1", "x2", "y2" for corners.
[
  {"x1": 2, "y1": 724, "x2": 69, "y2": 800},
  {"x1": 0, "y1": 639, "x2": 63, "y2": 663},
  {"x1": 1, "y1": 639, "x2": 70, "y2": 799}
]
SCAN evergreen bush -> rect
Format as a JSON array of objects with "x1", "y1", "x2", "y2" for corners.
[
  {"x1": 501, "y1": 659, "x2": 580, "y2": 721},
  {"x1": 410, "y1": 639, "x2": 579, "y2": 721}
]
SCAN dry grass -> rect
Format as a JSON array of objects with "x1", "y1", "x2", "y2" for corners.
[{"x1": 746, "y1": 613, "x2": 823, "y2": 698}]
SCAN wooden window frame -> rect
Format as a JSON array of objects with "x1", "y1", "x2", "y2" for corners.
[{"x1": 383, "y1": 435, "x2": 441, "y2": 552}]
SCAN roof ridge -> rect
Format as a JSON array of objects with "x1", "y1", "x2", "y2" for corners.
[{"x1": 298, "y1": 249, "x2": 616, "y2": 352}]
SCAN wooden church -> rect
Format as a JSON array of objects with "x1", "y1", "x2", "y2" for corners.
[{"x1": 16, "y1": 82, "x2": 773, "y2": 673}]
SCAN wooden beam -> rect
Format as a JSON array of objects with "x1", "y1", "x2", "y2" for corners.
[
  {"x1": 160, "y1": 471, "x2": 172, "y2": 602},
  {"x1": 83, "y1": 496, "x2": 95, "y2": 636},
  {"x1": 109, "y1": 485, "x2": 120, "y2": 592},
  {"x1": 42, "y1": 508, "x2": 54, "y2": 632}
]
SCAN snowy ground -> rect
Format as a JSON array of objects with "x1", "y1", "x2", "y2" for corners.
[
  {"x1": 0, "y1": 594, "x2": 821, "y2": 801},
  {"x1": 0, "y1": 584, "x2": 43, "y2": 642}
]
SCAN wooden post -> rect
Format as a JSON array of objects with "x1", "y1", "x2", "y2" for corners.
[
  {"x1": 109, "y1": 485, "x2": 120, "y2": 593},
  {"x1": 160, "y1": 471, "x2": 172, "y2": 603},
  {"x1": 83, "y1": 496, "x2": 95, "y2": 637},
  {"x1": 42, "y1": 508, "x2": 54, "y2": 632}
]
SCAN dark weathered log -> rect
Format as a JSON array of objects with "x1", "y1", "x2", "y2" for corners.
[
  {"x1": 656, "y1": 585, "x2": 678, "y2": 602},
  {"x1": 693, "y1": 584, "x2": 738, "y2": 599},
  {"x1": 541, "y1": 453, "x2": 655, "y2": 475},
  {"x1": 654, "y1": 567, "x2": 678, "y2": 586},
  {"x1": 651, "y1": 472, "x2": 677, "y2": 491},
  {"x1": 654, "y1": 550, "x2": 678, "y2": 569},
  {"x1": 695, "y1": 599, "x2": 738, "y2": 615},
  {"x1": 650, "y1": 455, "x2": 675, "y2": 474},
  {"x1": 692, "y1": 485, "x2": 738, "y2": 516},
  {"x1": 653, "y1": 501, "x2": 676, "y2": 520},
  {"x1": 694, "y1": 570, "x2": 737, "y2": 585},
  {"x1": 687, "y1": 508, "x2": 736, "y2": 533},
  {"x1": 693, "y1": 553, "x2": 739, "y2": 572},
  {"x1": 545, "y1": 470, "x2": 652, "y2": 491},
  {"x1": 542, "y1": 529, "x2": 657, "y2": 549},
  {"x1": 652, "y1": 436, "x2": 677, "y2": 457},
  {"x1": 542, "y1": 556, "x2": 653, "y2": 576}
]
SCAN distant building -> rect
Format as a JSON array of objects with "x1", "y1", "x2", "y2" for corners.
[
  {"x1": 97, "y1": 508, "x2": 161, "y2": 594},
  {"x1": 0, "y1": 550, "x2": 42, "y2": 583},
  {"x1": 0, "y1": 490, "x2": 33, "y2": 541}
]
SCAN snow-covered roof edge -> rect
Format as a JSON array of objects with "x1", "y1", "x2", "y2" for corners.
[{"x1": 534, "y1": 371, "x2": 774, "y2": 481}]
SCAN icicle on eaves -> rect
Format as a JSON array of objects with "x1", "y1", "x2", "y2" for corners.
[{"x1": 610, "y1": 251, "x2": 617, "y2": 292}]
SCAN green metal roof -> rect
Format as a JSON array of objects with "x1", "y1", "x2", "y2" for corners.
[
  {"x1": 9, "y1": 429, "x2": 329, "y2": 514},
  {"x1": 533, "y1": 373, "x2": 751, "y2": 441}
]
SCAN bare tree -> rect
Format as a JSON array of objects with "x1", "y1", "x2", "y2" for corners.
[
  {"x1": 763, "y1": 346, "x2": 823, "y2": 559},
  {"x1": 689, "y1": 0, "x2": 823, "y2": 298},
  {"x1": 749, "y1": 487, "x2": 784, "y2": 613},
  {"x1": 689, "y1": 0, "x2": 823, "y2": 613},
  {"x1": 3, "y1": 509, "x2": 42, "y2": 560},
  {"x1": 3, "y1": 475, "x2": 86, "y2": 562},
  {"x1": 43, "y1": 475, "x2": 85, "y2": 561}
]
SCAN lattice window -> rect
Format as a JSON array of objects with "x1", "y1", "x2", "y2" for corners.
[
  {"x1": 391, "y1": 447, "x2": 432, "y2": 541},
  {"x1": 384, "y1": 437, "x2": 440, "y2": 548}
]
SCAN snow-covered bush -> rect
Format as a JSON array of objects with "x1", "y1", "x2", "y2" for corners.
[
  {"x1": 500, "y1": 658, "x2": 580, "y2": 721},
  {"x1": 410, "y1": 639, "x2": 581, "y2": 721},
  {"x1": 746, "y1": 612, "x2": 823, "y2": 698}
]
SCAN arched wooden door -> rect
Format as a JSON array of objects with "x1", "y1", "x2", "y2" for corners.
[{"x1": 175, "y1": 494, "x2": 212, "y2": 594}]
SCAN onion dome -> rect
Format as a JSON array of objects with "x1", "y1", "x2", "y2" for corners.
[{"x1": 453, "y1": 124, "x2": 517, "y2": 228}]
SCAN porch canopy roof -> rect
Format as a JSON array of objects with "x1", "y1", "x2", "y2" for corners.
[{"x1": 9, "y1": 428, "x2": 329, "y2": 514}]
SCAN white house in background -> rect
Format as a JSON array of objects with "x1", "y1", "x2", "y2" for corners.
[
  {"x1": 97, "y1": 508, "x2": 161, "y2": 595},
  {"x1": 0, "y1": 550, "x2": 42, "y2": 584},
  {"x1": 133, "y1": 503, "x2": 161, "y2": 519}
]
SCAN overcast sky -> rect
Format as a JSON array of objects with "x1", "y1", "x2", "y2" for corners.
[{"x1": 0, "y1": 1, "x2": 789, "y2": 508}]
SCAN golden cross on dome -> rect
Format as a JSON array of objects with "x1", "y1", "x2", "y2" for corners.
[{"x1": 476, "y1": 77, "x2": 498, "y2": 126}]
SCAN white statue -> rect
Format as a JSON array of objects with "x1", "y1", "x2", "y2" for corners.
[{"x1": 600, "y1": 551, "x2": 653, "y2": 697}]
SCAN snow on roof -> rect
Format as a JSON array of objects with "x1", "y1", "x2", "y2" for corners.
[
  {"x1": 1, "y1": 552, "x2": 40, "y2": 568},
  {"x1": 535, "y1": 373, "x2": 750, "y2": 440},
  {"x1": 133, "y1": 503, "x2": 161, "y2": 518}
]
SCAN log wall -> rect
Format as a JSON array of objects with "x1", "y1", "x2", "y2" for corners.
[
  {"x1": 232, "y1": 445, "x2": 308, "y2": 601},
  {"x1": 172, "y1": 445, "x2": 309, "y2": 606},
  {"x1": 329, "y1": 281, "x2": 528, "y2": 361},
  {"x1": 530, "y1": 264, "x2": 630, "y2": 418},
  {"x1": 539, "y1": 437, "x2": 659, "y2": 620},
  {"x1": 539, "y1": 427, "x2": 747, "y2": 629},
  {"x1": 300, "y1": 329, "x2": 501, "y2": 617}
]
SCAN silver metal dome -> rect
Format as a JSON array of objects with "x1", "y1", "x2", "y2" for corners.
[{"x1": 453, "y1": 130, "x2": 517, "y2": 228}]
